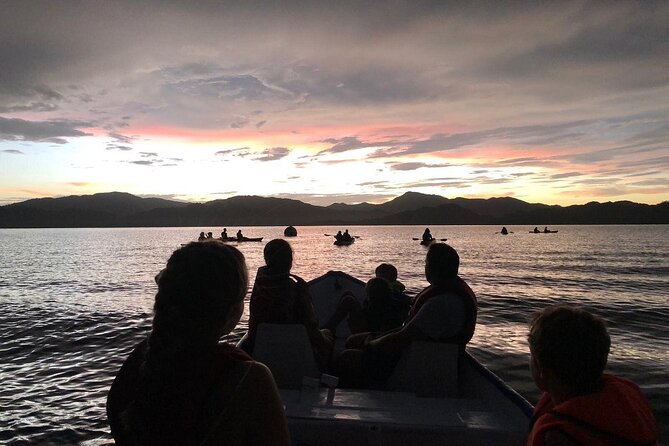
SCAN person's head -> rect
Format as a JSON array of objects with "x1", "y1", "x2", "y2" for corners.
[
  {"x1": 375, "y1": 263, "x2": 398, "y2": 282},
  {"x1": 425, "y1": 243, "x2": 459, "y2": 285},
  {"x1": 263, "y1": 238, "x2": 293, "y2": 273},
  {"x1": 528, "y1": 305, "x2": 610, "y2": 396},
  {"x1": 153, "y1": 241, "x2": 248, "y2": 346},
  {"x1": 365, "y1": 277, "x2": 391, "y2": 309}
]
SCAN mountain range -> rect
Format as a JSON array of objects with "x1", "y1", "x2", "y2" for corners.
[{"x1": 0, "y1": 191, "x2": 667, "y2": 228}]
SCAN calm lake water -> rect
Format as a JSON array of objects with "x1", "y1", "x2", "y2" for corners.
[{"x1": 1, "y1": 225, "x2": 667, "y2": 445}]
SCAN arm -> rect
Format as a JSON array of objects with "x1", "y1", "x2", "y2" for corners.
[
  {"x1": 366, "y1": 323, "x2": 426, "y2": 355},
  {"x1": 244, "y1": 362, "x2": 290, "y2": 445}
]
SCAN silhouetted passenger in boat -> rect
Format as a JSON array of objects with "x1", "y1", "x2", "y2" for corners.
[
  {"x1": 534, "y1": 227, "x2": 540, "y2": 233},
  {"x1": 323, "y1": 277, "x2": 408, "y2": 336},
  {"x1": 501, "y1": 227, "x2": 508, "y2": 235},
  {"x1": 206, "y1": 232, "x2": 213, "y2": 239},
  {"x1": 236, "y1": 229, "x2": 243, "y2": 240},
  {"x1": 543, "y1": 226, "x2": 549, "y2": 233},
  {"x1": 198, "y1": 231, "x2": 206, "y2": 241},
  {"x1": 106, "y1": 241, "x2": 289, "y2": 446},
  {"x1": 335, "y1": 230, "x2": 343, "y2": 242},
  {"x1": 342, "y1": 229, "x2": 352, "y2": 241},
  {"x1": 245, "y1": 239, "x2": 333, "y2": 368},
  {"x1": 334, "y1": 243, "x2": 477, "y2": 388},
  {"x1": 375, "y1": 263, "x2": 408, "y2": 297},
  {"x1": 221, "y1": 228, "x2": 228, "y2": 239},
  {"x1": 527, "y1": 305, "x2": 657, "y2": 446},
  {"x1": 422, "y1": 227, "x2": 433, "y2": 243}
]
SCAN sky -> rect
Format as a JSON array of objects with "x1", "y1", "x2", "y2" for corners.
[{"x1": 1, "y1": 1, "x2": 668, "y2": 207}]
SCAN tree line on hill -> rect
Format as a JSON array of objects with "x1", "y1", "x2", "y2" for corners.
[{"x1": 0, "y1": 191, "x2": 667, "y2": 228}]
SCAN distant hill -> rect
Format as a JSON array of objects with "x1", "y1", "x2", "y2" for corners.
[{"x1": 0, "y1": 191, "x2": 667, "y2": 228}]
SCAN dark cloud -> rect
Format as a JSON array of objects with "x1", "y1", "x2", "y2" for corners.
[
  {"x1": 230, "y1": 116, "x2": 250, "y2": 129},
  {"x1": 109, "y1": 132, "x2": 133, "y2": 143},
  {"x1": 106, "y1": 145, "x2": 133, "y2": 151},
  {"x1": 256, "y1": 120, "x2": 267, "y2": 128},
  {"x1": 215, "y1": 147, "x2": 251, "y2": 157},
  {"x1": 159, "y1": 67, "x2": 293, "y2": 103},
  {"x1": 2, "y1": 149, "x2": 24, "y2": 154},
  {"x1": 0, "y1": 117, "x2": 91, "y2": 142},
  {"x1": 390, "y1": 162, "x2": 441, "y2": 171},
  {"x1": 390, "y1": 163, "x2": 428, "y2": 170},
  {"x1": 129, "y1": 160, "x2": 155, "y2": 166},
  {"x1": 0, "y1": 102, "x2": 58, "y2": 113},
  {"x1": 318, "y1": 136, "x2": 380, "y2": 154},
  {"x1": 254, "y1": 147, "x2": 290, "y2": 161},
  {"x1": 550, "y1": 172, "x2": 583, "y2": 180},
  {"x1": 139, "y1": 152, "x2": 158, "y2": 158}
]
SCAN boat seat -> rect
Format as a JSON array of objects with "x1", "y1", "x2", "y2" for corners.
[
  {"x1": 386, "y1": 341, "x2": 459, "y2": 398},
  {"x1": 252, "y1": 323, "x2": 320, "y2": 389}
]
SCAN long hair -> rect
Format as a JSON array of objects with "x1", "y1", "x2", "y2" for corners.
[{"x1": 122, "y1": 241, "x2": 248, "y2": 444}]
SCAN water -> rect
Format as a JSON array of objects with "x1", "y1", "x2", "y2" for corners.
[{"x1": 1, "y1": 225, "x2": 667, "y2": 445}]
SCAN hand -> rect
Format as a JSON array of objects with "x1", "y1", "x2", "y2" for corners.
[{"x1": 321, "y1": 328, "x2": 335, "y2": 343}]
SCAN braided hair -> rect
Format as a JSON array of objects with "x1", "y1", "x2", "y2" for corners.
[{"x1": 122, "y1": 241, "x2": 248, "y2": 445}]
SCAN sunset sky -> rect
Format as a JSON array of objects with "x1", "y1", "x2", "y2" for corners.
[{"x1": 1, "y1": 1, "x2": 668, "y2": 206}]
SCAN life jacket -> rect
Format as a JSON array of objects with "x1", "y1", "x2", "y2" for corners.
[
  {"x1": 248, "y1": 267, "x2": 311, "y2": 342},
  {"x1": 528, "y1": 374, "x2": 658, "y2": 446},
  {"x1": 406, "y1": 276, "x2": 477, "y2": 345}
]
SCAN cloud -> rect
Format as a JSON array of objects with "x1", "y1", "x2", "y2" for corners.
[
  {"x1": 0, "y1": 102, "x2": 58, "y2": 113},
  {"x1": 129, "y1": 160, "x2": 155, "y2": 166},
  {"x1": 254, "y1": 147, "x2": 290, "y2": 161},
  {"x1": 2, "y1": 149, "x2": 24, "y2": 154},
  {"x1": 256, "y1": 120, "x2": 267, "y2": 128},
  {"x1": 389, "y1": 162, "x2": 452, "y2": 171},
  {"x1": 109, "y1": 132, "x2": 133, "y2": 143},
  {"x1": 215, "y1": 147, "x2": 251, "y2": 157},
  {"x1": 66, "y1": 182, "x2": 91, "y2": 187},
  {"x1": 139, "y1": 152, "x2": 158, "y2": 157},
  {"x1": 318, "y1": 136, "x2": 378, "y2": 155},
  {"x1": 106, "y1": 145, "x2": 133, "y2": 151},
  {"x1": 550, "y1": 172, "x2": 583, "y2": 180},
  {"x1": 230, "y1": 116, "x2": 250, "y2": 128},
  {"x1": 0, "y1": 117, "x2": 91, "y2": 142}
]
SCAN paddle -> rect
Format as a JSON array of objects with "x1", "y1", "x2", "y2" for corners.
[{"x1": 412, "y1": 237, "x2": 447, "y2": 241}]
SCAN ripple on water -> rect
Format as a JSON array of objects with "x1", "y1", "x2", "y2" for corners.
[{"x1": 0, "y1": 225, "x2": 667, "y2": 443}]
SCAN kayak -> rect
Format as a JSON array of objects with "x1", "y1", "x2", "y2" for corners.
[
  {"x1": 420, "y1": 239, "x2": 435, "y2": 246},
  {"x1": 334, "y1": 238, "x2": 354, "y2": 246},
  {"x1": 529, "y1": 230, "x2": 558, "y2": 234},
  {"x1": 220, "y1": 236, "x2": 264, "y2": 242},
  {"x1": 241, "y1": 271, "x2": 533, "y2": 445}
]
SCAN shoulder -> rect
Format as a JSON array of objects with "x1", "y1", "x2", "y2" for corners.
[{"x1": 232, "y1": 361, "x2": 279, "y2": 400}]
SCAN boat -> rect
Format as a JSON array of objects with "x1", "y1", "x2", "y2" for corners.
[
  {"x1": 529, "y1": 230, "x2": 558, "y2": 234},
  {"x1": 284, "y1": 226, "x2": 298, "y2": 237},
  {"x1": 242, "y1": 271, "x2": 533, "y2": 445},
  {"x1": 334, "y1": 238, "x2": 354, "y2": 246},
  {"x1": 412, "y1": 237, "x2": 446, "y2": 245},
  {"x1": 220, "y1": 236, "x2": 264, "y2": 242}
]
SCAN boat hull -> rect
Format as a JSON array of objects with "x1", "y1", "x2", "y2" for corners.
[{"x1": 262, "y1": 271, "x2": 534, "y2": 445}]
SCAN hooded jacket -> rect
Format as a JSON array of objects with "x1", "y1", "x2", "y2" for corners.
[{"x1": 528, "y1": 374, "x2": 658, "y2": 446}]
